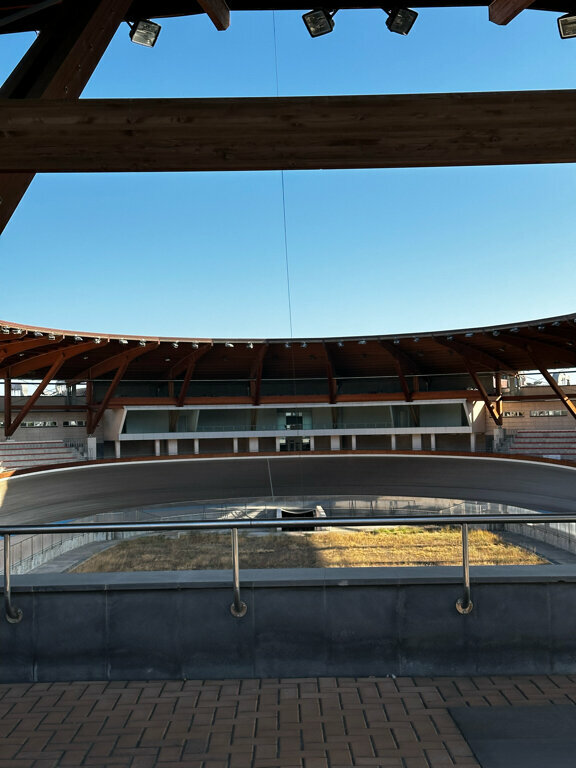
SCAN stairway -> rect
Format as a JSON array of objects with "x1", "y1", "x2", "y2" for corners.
[
  {"x1": 0, "y1": 441, "x2": 86, "y2": 471},
  {"x1": 506, "y1": 430, "x2": 576, "y2": 461}
]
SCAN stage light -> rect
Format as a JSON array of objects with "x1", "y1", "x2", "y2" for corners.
[
  {"x1": 558, "y1": 13, "x2": 576, "y2": 38},
  {"x1": 74, "y1": 335, "x2": 83, "y2": 342},
  {"x1": 384, "y1": 7, "x2": 417, "y2": 35},
  {"x1": 129, "y1": 19, "x2": 161, "y2": 47},
  {"x1": 191, "y1": 343, "x2": 199, "y2": 349},
  {"x1": 303, "y1": 8, "x2": 337, "y2": 37},
  {"x1": 172, "y1": 342, "x2": 179, "y2": 349},
  {"x1": 119, "y1": 339, "x2": 128, "y2": 345},
  {"x1": 225, "y1": 342, "x2": 234, "y2": 348}
]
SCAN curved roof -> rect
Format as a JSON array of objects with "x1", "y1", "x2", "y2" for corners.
[
  {"x1": 1, "y1": 313, "x2": 576, "y2": 380},
  {"x1": 1, "y1": 453, "x2": 576, "y2": 523}
]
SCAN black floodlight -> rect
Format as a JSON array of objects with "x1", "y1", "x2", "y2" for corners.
[
  {"x1": 558, "y1": 13, "x2": 576, "y2": 38},
  {"x1": 303, "y1": 8, "x2": 336, "y2": 37},
  {"x1": 129, "y1": 19, "x2": 161, "y2": 47},
  {"x1": 384, "y1": 7, "x2": 418, "y2": 35}
]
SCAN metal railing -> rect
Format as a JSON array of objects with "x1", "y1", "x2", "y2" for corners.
[{"x1": 1, "y1": 512, "x2": 573, "y2": 625}]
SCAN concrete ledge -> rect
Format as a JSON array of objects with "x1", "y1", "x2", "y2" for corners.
[{"x1": 2, "y1": 566, "x2": 576, "y2": 681}]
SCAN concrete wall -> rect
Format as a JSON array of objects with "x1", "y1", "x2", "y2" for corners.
[{"x1": 2, "y1": 566, "x2": 575, "y2": 682}]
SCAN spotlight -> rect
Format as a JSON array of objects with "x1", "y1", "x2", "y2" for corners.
[
  {"x1": 337, "y1": 341, "x2": 344, "y2": 347},
  {"x1": 172, "y1": 342, "x2": 179, "y2": 349},
  {"x1": 300, "y1": 342, "x2": 308, "y2": 348},
  {"x1": 74, "y1": 335, "x2": 83, "y2": 342},
  {"x1": 246, "y1": 342, "x2": 254, "y2": 349},
  {"x1": 492, "y1": 331, "x2": 500, "y2": 337},
  {"x1": 129, "y1": 19, "x2": 161, "y2": 47},
  {"x1": 119, "y1": 339, "x2": 128, "y2": 345},
  {"x1": 34, "y1": 331, "x2": 43, "y2": 337},
  {"x1": 139, "y1": 340, "x2": 146, "y2": 346},
  {"x1": 1, "y1": 328, "x2": 9, "y2": 334},
  {"x1": 94, "y1": 337, "x2": 101, "y2": 344},
  {"x1": 358, "y1": 340, "x2": 367, "y2": 345},
  {"x1": 393, "y1": 339, "x2": 400, "y2": 345},
  {"x1": 48, "y1": 334, "x2": 55, "y2": 340},
  {"x1": 384, "y1": 7, "x2": 418, "y2": 35},
  {"x1": 225, "y1": 342, "x2": 234, "y2": 348},
  {"x1": 303, "y1": 8, "x2": 337, "y2": 37},
  {"x1": 285, "y1": 342, "x2": 291, "y2": 349},
  {"x1": 191, "y1": 343, "x2": 199, "y2": 349}
]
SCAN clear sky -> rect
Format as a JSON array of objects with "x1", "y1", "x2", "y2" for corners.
[{"x1": 1, "y1": 7, "x2": 575, "y2": 340}]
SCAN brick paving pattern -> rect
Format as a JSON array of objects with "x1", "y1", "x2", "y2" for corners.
[{"x1": 1, "y1": 675, "x2": 576, "y2": 768}]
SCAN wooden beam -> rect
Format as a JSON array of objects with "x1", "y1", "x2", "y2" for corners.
[
  {"x1": 3, "y1": 376, "x2": 11, "y2": 438},
  {"x1": 0, "y1": 0, "x2": 134, "y2": 234},
  {"x1": 4, "y1": 356, "x2": 66, "y2": 436},
  {"x1": 465, "y1": 364, "x2": 503, "y2": 427},
  {"x1": 177, "y1": 345, "x2": 212, "y2": 406},
  {"x1": 4, "y1": 90, "x2": 576, "y2": 173},
  {"x1": 0, "y1": 335, "x2": 63, "y2": 366},
  {"x1": 249, "y1": 344, "x2": 268, "y2": 406},
  {"x1": 69, "y1": 342, "x2": 157, "y2": 383},
  {"x1": 434, "y1": 336, "x2": 509, "y2": 371},
  {"x1": 0, "y1": 340, "x2": 105, "y2": 379},
  {"x1": 197, "y1": 0, "x2": 230, "y2": 30},
  {"x1": 489, "y1": 0, "x2": 533, "y2": 25},
  {"x1": 322, "y1": 343, "x2": 338, "y2": 404}
]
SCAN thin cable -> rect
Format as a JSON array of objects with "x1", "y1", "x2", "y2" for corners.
[{"x1": 272, "y1": 11, "x2": 294, "y2": 341}]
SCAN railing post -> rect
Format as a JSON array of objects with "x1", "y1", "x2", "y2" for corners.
[
  {"x1": 3, "y1": 535, "x2": 23, "y2": 624},
  {"x1": 230, "y1": 528, "x2": 247, "y2": 618},
  {"x1": 456, "y1": 523, "x2": 473, "y2": 614}
]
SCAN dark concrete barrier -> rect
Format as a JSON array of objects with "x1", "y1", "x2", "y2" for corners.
[{"x1": 1, "y1": 566, "x2": 575, "y2": 682}]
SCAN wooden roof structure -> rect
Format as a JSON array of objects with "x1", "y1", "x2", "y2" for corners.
[{"x1": 1, "y1": 312, "x2": 576, "y2": 381}]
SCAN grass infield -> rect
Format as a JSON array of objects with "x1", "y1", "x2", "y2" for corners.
[{"x1": 72, "y1": 526, "x2": 546, "y2": 572}]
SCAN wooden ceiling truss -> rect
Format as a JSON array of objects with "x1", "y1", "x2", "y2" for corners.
[
  {"x1": 2, "y1": 341, "x2": 103, "y2": 437},
  {"x1": 86, "y1": 343, "x2": 160, "y2": 434},
  {"x1": 0, "y1": 0, "x2": 133, "y2": 234},
  {"x1": 249, "y1": 344, "x2": 268, "y2": 406}
]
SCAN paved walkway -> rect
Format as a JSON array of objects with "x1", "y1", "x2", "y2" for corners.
[{"x1": 1, "y1": 675, "x2": 576, "y2": 768}]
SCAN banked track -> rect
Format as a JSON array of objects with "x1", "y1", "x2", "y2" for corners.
[{"x1": 1, "y1": 452, "x2": 576, "y2": 524}]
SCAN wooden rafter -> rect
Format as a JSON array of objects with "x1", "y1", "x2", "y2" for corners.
[
  {"x1": 68, "y1": 342, "x2": 160, "y2": 383},
  {"x1": 176, "y1": 345, "x2": 212, "y2": 407},
  {"x1": 465, "y1": 363, "x2": 502, "y2": 427},
  {"x1": 434, "y1": 336, "x2": 509, "y2": 372},
  {"x1": 489, "y1": 0, "x2": 534, "y2": 25},
  {"x1": 0, "y1": 0, "x2": 134, "y2": 234},
  {"x1": 249, "y1": 344, "x2": 268, "y2": 406},
  {"x1": 4, "y1": 356, "x2": 66, "y2": 436},
  {"x1": 3, "y1": 375, "x2": 11, "y2": 438},
  {"x1": 498, "y1": 331, "x2": 576, "y2": 367},
  {"x1": 0, "y1": 340, "x2": 105, "y2": 379},
  {"x1": 379, "y1": 340, "x2": 421, "y2": 402},
  {"x1": 0, "y1": 334, "x2": 63, "y2": 366},
  {"x1": 322, "y1": 343, "x2": 338, "y2": 404},
  {"x1": 4, "y1": 90, "x2": 576, "y2": 175},
  {"x1": 197, "y1": 0, "x2": 230, "y2": 30},
  {"x1": 85, "y1": 344, "x2": 158, "y2": 433}
]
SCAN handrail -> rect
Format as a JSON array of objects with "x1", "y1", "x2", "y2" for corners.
[{"x1": 2, "y1": 511, "x2": 574, "y2": 624}]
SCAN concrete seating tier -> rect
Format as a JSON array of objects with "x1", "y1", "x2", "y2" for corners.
[
  {"x1": 506, "y1": 430, "x2": 576, "y2": 460},
  {"x1": 0, "y1": 440, "x2": 84, "y2": 470}
]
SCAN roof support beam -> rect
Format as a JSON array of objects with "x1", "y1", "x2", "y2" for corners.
[
  {"x1": 197, "y1": 0, "x2": 230, "y2": 30},
  {"x1": 4, "y1": 356, "x2": 66, "y2": 436},
  {"x1": 4, "y1": 90, "x2": 576, "y2": 174},
  {"x1": 0, "y1": 340, "x2": 105, "y2": 379},
  {"x1": 530, "y1": 359, "x2": 576, "y2": 421},
  {"x1": 322, "y1": 343, "x2": 338, "y2": 404},
  {"x1": 434, "y1": 337, "x2": 509, "y2": 371},
  {"x1": 85, "y1": 343, "x2": 160, "y2": 433},
  {"x1": 249, "y1": 344, "x2": 268, "y2": 407},
  {"x1": 0, "y1": 335, "x2": 63, "y2": 366},
  {"x1": 0, "y1": 0, "x2": 133, "y2": 235},
  {"x1": 177, "y1": 345, "x2": 212, "y2": 406},
  {"x1": 3, "y1": 376, "x2": 11, "y2": 438},
  {"x1": 379, "y1": 340, "x2": 421, "y2": 402},
  {"x1": 464, "y1": 363, "x2": 502, "y2": 427},
  {"x1": 489, "y1": 0, "x2": 534, "y2": 25}
]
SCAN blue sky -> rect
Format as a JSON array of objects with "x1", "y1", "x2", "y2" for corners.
[{"x1": 1, "y1": 7, "x2": 575, "y2": 339}]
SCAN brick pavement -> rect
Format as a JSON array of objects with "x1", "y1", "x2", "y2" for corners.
[{"x1": 1, "y1": 675, "x2": 576, "y2": 768}]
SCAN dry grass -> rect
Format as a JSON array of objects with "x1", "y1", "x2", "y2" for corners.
[{"x1": 72, "y1": 526, "x2": 546, "y2": 573}]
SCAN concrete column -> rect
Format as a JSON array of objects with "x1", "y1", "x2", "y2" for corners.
[
  {"x1": 249, "y1": 437, "x2": 259, "y2": 453},
  {"x1": 470, "y1": 433, "x2": 476, "y2": 453},
  {"x1": 430, "y1": 434, "x2": 436, "y2": 451},
  {"x1": 167, "y1": 439, "x2": 178, "y2": 456},
  {"x1": 412, "y1": 434, "x2": 422, "y2": 451},
  {"x1": 275, "y1": 437, "x2": 282, "y2": 452},
  {"x1": 391, "y1": 434, "x2": 397, "y2": 450},
  {"x1": 114, "y1": 440, "x2": 121, "y2": 459},
  {"x1": 86, "y1": 436, "x2": 97, "y2": 460},
  {"x1": 330, "y1": 435, "x2": 340, "y2": 451},
  {"x1": 233, "y1": 437, "x2": 239, "y2": 453},
  {"x1": 309, "y1": 436, "x2": 315, "y2": 451},
  {"x1": 154, "y1": 439, "x2": 161, "y2": 456},
  {"x1": 351, "y1": 435, "x2": 357, "y2": 451},
  {"x1": 194, "y1": 439, "x2": 200, "y2": 454}
]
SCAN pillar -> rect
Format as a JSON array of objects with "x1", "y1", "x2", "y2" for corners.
[
  {"x1": 430, "y1": 434, "x2": 436, "y2": 451},
  {"x1": 351, "y1": 435, "x2": 357, "y2": 451},
  {"x1": 154, "y1": 439, "x2": 161, "y2": 456},
  {"x1": 114, "y1": 440, "x2": 121, "y2": 459},
  {"x1": 412, "y1": 434, "x2": 422, "y2": 450},
  {"x1": 167, "y1": 439, "x2": 178, "y2": 456},
  {"x1": 330, "y1": 435, "x2": 340, "y2": 451},
  {"x1": 249, "y1": 437, "x2": 259, "y2": 453}
]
